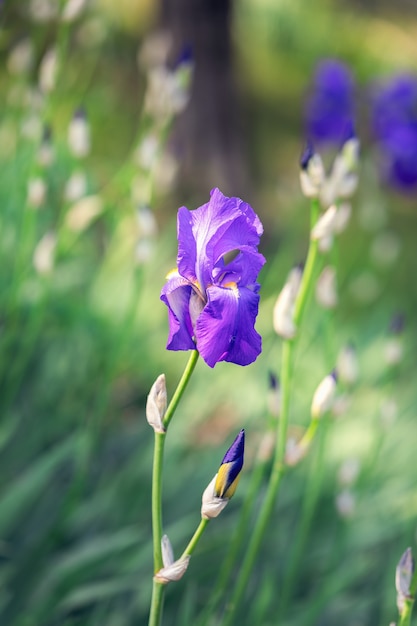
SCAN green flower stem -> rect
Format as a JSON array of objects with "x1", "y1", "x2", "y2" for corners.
[
  {"x1": 148, "y1": 581, "x2": 165, "y2": 626},
  {"x1": 163, "y1": 350, "x2": 199, "y2": 429},
  {"x1": 277, "y1": 417, "x2": 329, "y2": 619},
  {"x1": 181, "y1": 517, "x2": 210, "y2": 558},
  {"x1": 197, "y1": 455, "x2": 269, "y2": 625},
  {"x1": 399, "y1": 560, "x2": 417, "y2": 626},
  {"x1": 220, "y1": 198, "x2": 321, "y2": 626},
  {"x1": 148, "y1": 350, "x2": 199, "y2": 626}
]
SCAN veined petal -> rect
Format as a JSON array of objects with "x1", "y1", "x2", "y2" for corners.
[
  {"x1": 214, "y1": 247, "x2": 266, "y2": 288},
  {"x1": 178, "y1": 188, "x2": 263, "y2": 291},
  {"x1": 195, "y1": 284, "x2": 261, "y2": 367},
  {"x1": 160, "y1": 271, "x2": 195, "y2": 350}
]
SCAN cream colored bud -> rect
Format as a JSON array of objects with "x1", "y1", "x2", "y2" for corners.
[
  {"x1": 154, "y1": 535, "x2": 190, "y2": 584},
  {"x1": 161, "y1": 534, "x2": 175, "y2": 568},
  {"x1": 61, "y1": 0, "x2": 87, "y2": 22},
  {"x1": 311, "y1": 371, "x2": 337, "y2": 418},
  {"x1": 300, "y1": 153, "x2": 325, "y2": 198},
  {"x1": 135, "y1": 239, "x2": 154, "y2": 265},
  {"x1": 384, "y1": 338, "x2": 403, "y2": 366},
  {"x1": 7, "y1": 39, "x2": 34, "y2": 75},
  {"x1": 335, "y1": 489, "x2": 355, "y2": 518},
  {"x1": 311, "y1": 205, "x2": 338, "y2": 242},
  {"x1": 285, "y1": 437, "x2": 309, "y2": 467},
  {"x1": 338, "y1": 458, "x2": 360, "y2": 487},
  {"x1": 64, "y1": 170, "x2": 88, "y2": 202},
  {"x1": 33, "y1": 231, "x2": 57, "y2": 275},
  {"x1": 396, "y1": 547, "x2": 414, "y2": 613},
  {"x1": 65, "y1": 195, "x2": 102, "y2": 232},
  {"x1": 68, "y1": 112, "x2": 90, "y2": 158},
  {"x1": 337, "y1": 344, "x2": 359, "y2": 386},
  {"x1": 318, "y1": 234, "x2": 334, "y2": 253},
  {"x1": 135, "y1": 134, "x2": 159, "y2": 170},
  {"x1": 27, "y1": 177, "x2": 47, "y2": 209},
  {"x1": 39, "y1": 48, "x2": 58, "y2": 93},
  {"x1": 273, "y1": 266, "x2": 302, "y2": 339},
  {"x1": 137, "y1": 205, "x2": 157, "y2": 238},
  {"x1": 333, "y1": 202, "x2": 352, "y2": 234},
  {"x1": 146, "y1": 374, "x2": 167, "y2": 433},
  {"x1": 201, "y1": 474, "x2": 229, "y2": 519},
  {"x1": 316, "y1": 266, "x2": 338, "y2": 309},
  {"x1": 30, "y1": 0, "x2": 58, "y2": 21}
]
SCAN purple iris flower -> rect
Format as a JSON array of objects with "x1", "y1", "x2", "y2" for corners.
[
  {"x1": 305, "y1": 59, "x2": 355, "y2": 146},
  {"x1": 371, "y1": 74, "x2": 417, "y2": 191},
  {"x1": 160, "y1": 188, "x2": 265, "y2": 368}
]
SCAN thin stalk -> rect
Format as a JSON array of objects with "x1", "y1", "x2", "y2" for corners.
[
  {"x1": 278, "y1": 417, "x2": 329, "y2": 618},
  {"x1": 148, "y1": 350, "x2": 199, "y2": 626},
  {"x1": 219, "y1": 199, "x2": 321, "y2": 626},
  {"x1": 181, "y1": 518, "x2": 210, "y2": 558},
  {"x1": 197, "y1": 455, "x2": 270, "y2": 625}
]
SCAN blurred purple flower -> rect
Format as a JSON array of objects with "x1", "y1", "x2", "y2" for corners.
[
  {"x1": 371, "y1": 74, "x2": 417, "y2": 191},
  {"x1": 305, "y1": 59, "x2": 355, "y2": 146},
  {"x1": 161, "y1": 188, "x2": 265, "y2": 368}
]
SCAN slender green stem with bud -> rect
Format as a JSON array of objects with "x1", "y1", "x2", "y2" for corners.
[
  {"x1": 148, "y1": 350, "x2": 199, "y2": 626},
  {"x1": 399, "y1": 563, "x2": 417, "y2": 626},
  {"x1": 181, "y1": 518, "x2": 210, "y2": 559},
  {"x1": 220, "y1": 198, "x2": 321, "y2": 626}
]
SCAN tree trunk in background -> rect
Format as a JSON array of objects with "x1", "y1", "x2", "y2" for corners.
[{"x1": 162, "y1": 0, "x2": 249, "y2": 198}]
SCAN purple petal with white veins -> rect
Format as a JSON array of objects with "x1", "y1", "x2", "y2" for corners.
[
  {"x1": 160, "y1": 273, "x2": 195, "y2": 350},
  {"x1": 195, "y1": 284, "x2": 262, "y2": 367}
]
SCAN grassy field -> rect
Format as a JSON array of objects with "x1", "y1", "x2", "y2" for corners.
[{"x1": 1, "y1": 1, "x2": 417, "y2": 625}]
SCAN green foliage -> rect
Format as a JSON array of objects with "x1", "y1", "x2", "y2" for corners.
[{"x1": 0, "y1": 1, "x2": 417, "y2": 625}]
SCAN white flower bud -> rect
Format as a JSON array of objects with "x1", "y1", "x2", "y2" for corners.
[
  {"x1": 311, "y1": 205, "x2": 338, "y2": 242},
  {"x1": 137, "y1": 205, "x2": 157, "y2": 238},
  {"x1": 39, "y1": 48, "x2": 58, "y2": 93},
  {"x1": 337, "y1": 344, "x2": 359, "y2": 386},
  {"x1": 68, "y1": 110, "x2": 91, "y2": 158},
  {"x1": 396, "y1": 547, "x2": 414, "y2": 614},
  {"x1": 201, "y1": 474, "x2": 229, "y2": 520},
  {"x1": 384, "y1": 338, "x2": 403, "y2": 366},
  {"x1": 316, "y1": 266, "x2": 338, "y2": 309},
  {"x1": 273, "y1": 266, "x2": 302, "y2": 339},
  {"x1": 65, "y1": 195, "x2": 102, "y2": 232},
  {"x1": 320, "y1": 138, "x2": 359, "y2": 206},
  {"x1": 33, "y1": 231, "x2": 57, "y2": 275},
  {"x1": 285, "y1": 437, "x2": 309, "y2": 467},
  {"x1": 7, "y1": 39, "x2": 34, "y2": 75},
  {"x1": 64, "y1": 170, "x2": 88, "y2": 202},
  {"x1": 61, "y1": 0, "x2": 87, "y2": 22},
  {"x1": 335, "y1": 489, "x2": 355, "y2": 518},
  {"x1": 135, "y1": 134, "x2": 159, "y2": 170},
  {"x1": 146, "y1": 374, "x2": 167, "y2": 433},
  {"x1": 299, "y1": 152, "x2": 325, "y2": 198},
  {"x1": 338, "y1": 458, "x2": 360, "y2": 487},
  {"x1": 333, "y1": 202, "x2": 351, "y2": 234},
  {"x1": 27, "y1": 177, "x2": 47, "y2": 209},
  {"x1": 311, "y1": 371, "x2": 337, "y2": 419},
  {"x1": 154, "y1": 534, "x2": 190, "y2": 584}
]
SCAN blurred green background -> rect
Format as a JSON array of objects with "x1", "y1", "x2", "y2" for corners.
[{"x1": 1, "y1": 0, "x2": 417, "y2": 625}]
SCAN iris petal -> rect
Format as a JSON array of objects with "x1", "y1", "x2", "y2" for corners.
[
  {"x1": 195, "y1": 284, "x2": 261, "y2": 367},
  {"x1": 160, "y1": 273, "x2": 195, "y2": 350},
  {"x1": 161, "y1": 188, "x2": 264, "y2": 366}
]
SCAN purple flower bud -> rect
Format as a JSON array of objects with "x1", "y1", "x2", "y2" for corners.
[{"x1": 305, "y1": 59, "x2": 356, "y2": 146}]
